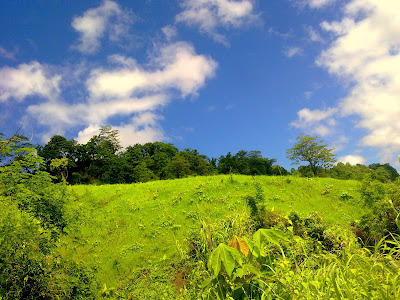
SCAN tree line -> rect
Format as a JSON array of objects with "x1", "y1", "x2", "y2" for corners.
[
  {"x1": 36, "y1": 126, "x2": 287, "y2": 185},
  {"x1": 35, "y1": 127, "x2": 398, "y2": 184}
]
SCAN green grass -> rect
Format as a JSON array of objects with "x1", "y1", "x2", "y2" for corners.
[{"x1": 58, "y1": 175, "x2": 366, "y2": 298}]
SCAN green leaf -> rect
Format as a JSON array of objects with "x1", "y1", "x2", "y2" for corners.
[
  {"x1": 200, "y1": 277, "x2": 213, "y2": 289},
  {"x1": 252, "y1": 228, "x2": 289, "y2": 257},
  {"x1": 209, "y1": 243, "x2": 243, "y2": 278}
]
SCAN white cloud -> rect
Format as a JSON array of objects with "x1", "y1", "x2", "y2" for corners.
[
  {"x1": 176, "y1": 0, "x2": 257, "y2": 44},
  {"x1": 291, "y1": 107, "x2": 338, "y2": 136},
  {"x1": 0, "y1": 46, "x2": 16, "y2": 60},
  {"x1": 315, "y1": 0, "x2": 400, "y2": 164},
  {"x1": 267, "y1": 27, "x2": 291, "y2": 39},
  {"x1": 87, "y1": 42, "x2": 217, "y2": 100},
  {"x1": 320, "y1": 18, "x2": 356, "y2": 36},
  {"x1": 291, "y1": 0, "x2": 400, "y2": 165},
  {"x1": 337, "y1": 154, "x2": 366, "y2": 165},
  {"x1": 309, "y1": 0, "x2": 336, "y2": 8},
  {"x1": 71, "y1": 0, "x2": 133, "y2": 54},
  {"x1": 25, "y1": 41, "x2": 217, "y2": 146},
  {"x1": 0, "y1": 61, "x2": 61, "y2": 102},
  {"x1": 297, "y1": 0, "x2": 336, "y2": 9},
  {"x1": 292, "y1": 107, "x2": 337, "y2": 124},
  {"x1": 283, "y1": 47, "x2": 303, "y2": 58},
  {"x1": 306, "y1": 26, "x2": 324, "y2": 42},
  {"x1": 162, "y1": 25, "x2": 178, "y2": 40}
]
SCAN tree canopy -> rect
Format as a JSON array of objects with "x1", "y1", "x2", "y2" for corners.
[{"x1": 286, "y1": 134, "x2": 336, "y2": 176}]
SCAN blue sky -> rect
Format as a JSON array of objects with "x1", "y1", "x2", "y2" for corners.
[{"x1": 1, "y1": 0, "x2": 399, "y2": 170}]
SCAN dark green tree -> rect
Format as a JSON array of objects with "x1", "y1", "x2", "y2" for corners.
[
  {"x1": 163, "y1": 154, "x2": 191, "y2": 179},
  {"x1": 218, "y1": 150, "x2": 276, "y2": 175},
  {"x1": 133, "y1": 162, "x2": 157, "y2": 182},
  {"x1": 37, "y1": 135, "x2": 80, "y2": 183},
  {"x1": 369, "y1": 163, "x2": 399, "y2": 181},
  {"x1": 218, "y1": 152, "x2": 235, "y2": 174},
  {"x1": 180, "y1": 148, "x2": 215, "y2": 176},
  {"x1": 286, "y1": 134, "x2": 336, "y2": 177}
]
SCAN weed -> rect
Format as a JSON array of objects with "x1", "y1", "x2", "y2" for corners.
[
  {"x1": 186, "y1": 211, "x2": 199, "y2": 220},
  {"x1": 340, "y1": 191, "x2": 353, "y2": 200}
]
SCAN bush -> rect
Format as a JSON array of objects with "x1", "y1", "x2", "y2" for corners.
[
  {"x1": 0, "y1": 198, "x2": 96, "y2": 299},
  {"x1": 0, "y1": 132, "x2": 96, "y2": 298},
  {"x1": 354, "y1": 181, "x2": 400, "y2": 246},
  {"x1": 359, "y1": 175, "x2": 386, "y2": 207}
]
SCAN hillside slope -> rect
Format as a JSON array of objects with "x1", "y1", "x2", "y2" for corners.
[{"x1": 59, "y1": 175, "x2": 366, "y2": 298}]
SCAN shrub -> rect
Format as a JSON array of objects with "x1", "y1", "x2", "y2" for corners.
[
  {"x1": 354, "y1": 181, "x2": 400, "y2": 246},
  {"x1": 359, "y1": 175, "x2": 386, "y2": 207}
]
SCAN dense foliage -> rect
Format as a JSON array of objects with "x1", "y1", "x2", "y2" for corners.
[
  {"x1": 0, "y1": 132, "x2": 95, "y2": 299},
  {"x1": 38, "y1": 128, "x2": 398, "y2": 185},
  {"x1": 327, "y1": 162, "x2": 399, "y2": 182},
  {"x1": 37, "y1": 126, "x2": 284, "y2": 185}
]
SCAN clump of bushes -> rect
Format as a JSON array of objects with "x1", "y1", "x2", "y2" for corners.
[{"x1": 353, "y1": 176, "x2": 400, "y2": 246}]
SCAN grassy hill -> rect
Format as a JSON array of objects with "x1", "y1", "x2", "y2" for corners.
[{"x1": 57, "y1": 175, "x2": 368, "y2": 298}]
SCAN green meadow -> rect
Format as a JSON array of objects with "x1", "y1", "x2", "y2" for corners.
[{"x1": 58, "y1": 175, "x2": 369, "y2": 298}]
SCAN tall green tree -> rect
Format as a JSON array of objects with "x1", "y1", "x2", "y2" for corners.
[
  {"x1": 37, "y1": 135, "x2": 80, "y2": 183},
  {"x1": 86, "y1": 125, "x2": 122, "y2": 160},
  {"x1": 286, "y1": 134, "x2": 336, "y2": 176}
]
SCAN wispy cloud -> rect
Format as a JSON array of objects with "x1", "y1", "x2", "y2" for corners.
[
  {"x1": 207, "y1": 105, "x2": 217, "y2": 111},
  {"x1": 283, "y1": 46, "x2": 303, "y2": 58},
  {"x1": 295, "y1": 0, "x2": 337, "y2": 9},
  {"x1": 162, "y1": 25, "x2": 178, "y2": 41},
  {"x1": 0, "y1": 45, "x2": 17, "y2": 60},
  {"x1": 306, "y1": 25, "x2": 324, "y2": 43},
  {"x1": 267, "y1": 27, "x2": 291, "y2": 39},
  {"x1": 176, "y1": 0, "x2": 258, "y2": 45},
  {"x1": 71, "y1": 0, "x2": 134, "y2": 54}
]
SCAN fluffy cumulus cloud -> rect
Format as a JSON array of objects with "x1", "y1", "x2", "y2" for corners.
[
  {"x1": 293, "y1": 0, "x2": 400, "y2": 165},
  {"x1": 25, "y1": 41, "x2": 217, "y2": 145},
  {"x1": 87, "y1": 42, "x2": 217, "y2": 100},
  {"x1": 71, "y1": 0, "x2": 133, "y2": 54},
  {"x1": 0, "y1": 61, "x2": 61, "y2": 102},
  {"x1": 337, "y1": 154, "x2": 366, "y2": 165},
  {"x1": 291, "y1": 107, "x2": 338, "y2": 136},
  {"x1": 319, "y1": 0, "x2": 400, "y2": 163},
  {"x1": 176, "y1": 0, "x2": 257, "y2": 44}
]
